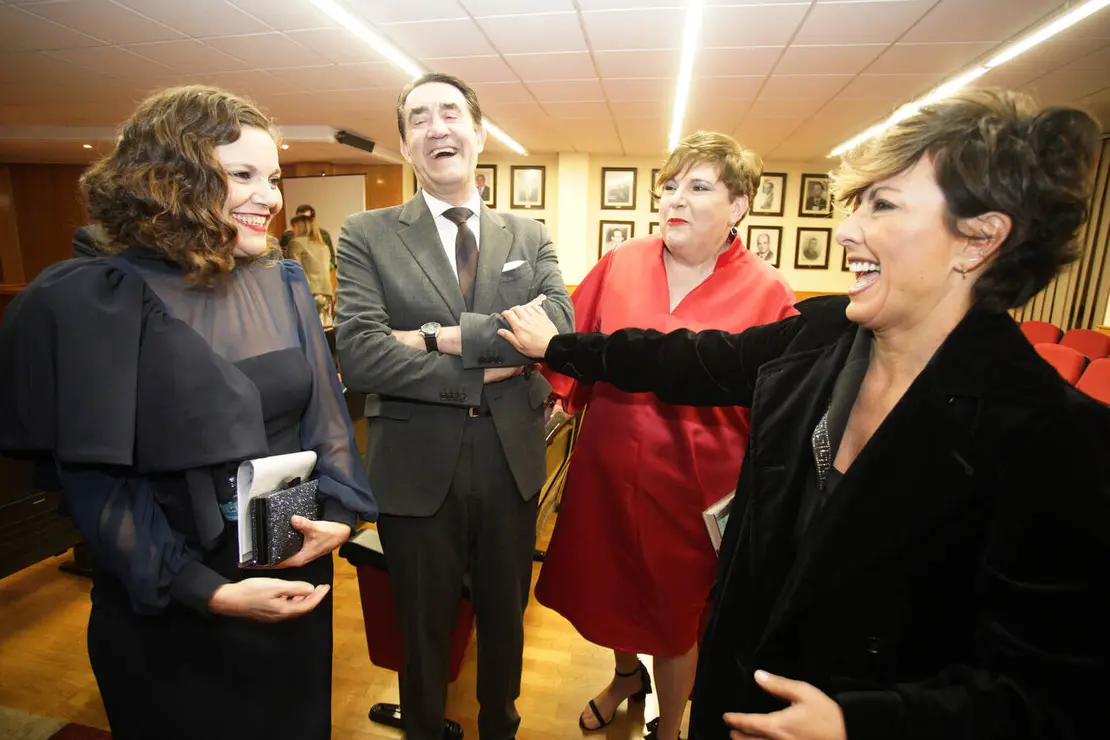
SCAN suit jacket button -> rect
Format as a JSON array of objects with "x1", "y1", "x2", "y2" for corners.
[{"x1": 460, "y1": 394, "x2": 467, "y2": 401}]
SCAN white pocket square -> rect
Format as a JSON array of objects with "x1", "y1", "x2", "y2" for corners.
[{"x1": 502, "y1": 260, "x2": 526, "y2": 272}]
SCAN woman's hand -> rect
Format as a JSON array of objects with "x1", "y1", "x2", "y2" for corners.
[
  {"x1": 273, "y1": 516, "x2": 351, "y2": 569},
  {"x1": 723, "y1": 671, "x2": 846, "y2": 740},
  {"x1": 208, "y1": 578, "x2": 330, "y2": 622},
  {"x1": 498, "y1": 294, "x2": 558, "y2": 359}
]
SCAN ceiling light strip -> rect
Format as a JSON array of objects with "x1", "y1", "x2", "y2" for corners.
[
  {"x1": 828, "y1": 0, "x2": 1110, "y2": 157},
  {"x1": 308, "y1": 0, "x2": 528, "y2": 155},
  {"x1": 668, "y1": 0, "x2": 705, "y2": 152}
]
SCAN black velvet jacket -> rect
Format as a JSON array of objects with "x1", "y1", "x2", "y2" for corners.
[{"x1": 545, "y1": 295, "x2": 1109, "y2": 740}]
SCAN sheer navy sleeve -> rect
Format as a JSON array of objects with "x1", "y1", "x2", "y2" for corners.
[
  {"x1": 281, "y1": 260, "x2": 377, "y2": 527},
  {"x1": 54, "y1": 463, "x2": 228, "y2": 614}
]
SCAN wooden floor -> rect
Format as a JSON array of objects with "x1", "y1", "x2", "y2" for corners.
[{"x1": 0, "y1": 544, "x2": 674, "y2": 740}]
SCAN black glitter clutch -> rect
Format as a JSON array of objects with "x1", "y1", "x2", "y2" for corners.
[{"x1": 248, "y1": 477, "x2": 320, "y2": 567}]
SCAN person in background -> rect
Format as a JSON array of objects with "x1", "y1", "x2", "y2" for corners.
[
  {"x1": 281, "y1": 203, "x2": 334, "y2": 265},
  {"x1": 498, "y1": 89, "x2": 1109, "y2": 740},
  {"x1": 334, "y1": 72, "x2": 573, "y2": 740},
  {"x1": 0, "y1": 85, "x2": 376, "y2": 740},
  {"x1": 533, "y1": 131, "x2": 796, "y2": 740},
  {"x1": 287, "y1": 213, "x2": 335, "y2": 325},
  {"x1": 476, "y1": 171, "x2": 491, "y2": 201}
]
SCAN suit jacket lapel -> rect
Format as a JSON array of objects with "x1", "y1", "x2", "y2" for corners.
[
  {"x1": 397, "y1": 195, "x2": 465, "y2": 318},
  {"x1": 472, "y1": 205, "x2": 511, "y2": 316}
]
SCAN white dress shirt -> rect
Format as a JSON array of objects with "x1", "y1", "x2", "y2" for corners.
[{"x1": 421, "y1": 189, "x2": 483, "y2": 280}]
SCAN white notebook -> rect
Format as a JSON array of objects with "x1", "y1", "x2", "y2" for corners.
[{"x1": 236, "y1": 450, "x2": 317, "y2": 565}]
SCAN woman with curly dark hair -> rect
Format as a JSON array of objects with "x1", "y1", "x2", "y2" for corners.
[
  {"x1": 0, "y1": 86, "x2": 376, "y2": 739},
  {"x1": 499, "y1": 89, "x2": 1109, "y2": 740}
]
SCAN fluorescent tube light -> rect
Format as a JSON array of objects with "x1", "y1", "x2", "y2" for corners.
[
  {"x1": 828, "y1": 0, "x2": 1110, "y2": 157},
  {"x1": 668, "y1": 0, "x2": 704, "y2": 152},
  {"x1": 309, "y1": 0, "x2": 528, "y2": 155}
]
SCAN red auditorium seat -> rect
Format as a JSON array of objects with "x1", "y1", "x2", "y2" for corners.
[
  {"x1": 1020, "y1": 320, "x2": 1062, "y2": 345},
  {"x1": 1077, "y1": 358, "x2": 1110, "y2": 405},
  {"x1": 1035, "y1": 343, "x2": 1088, "y2": 385},
  {"x1": 1060, "y1": 328, "x2": 1110, "y2": 359}
]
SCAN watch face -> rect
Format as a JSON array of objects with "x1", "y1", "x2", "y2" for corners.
[{"x1": 421, "y1": 322, "x2": 441, "y2": 336}]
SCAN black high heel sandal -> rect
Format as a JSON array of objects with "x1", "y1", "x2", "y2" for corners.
[{"x1": 579, "y1": 660, "x2": 653, "y2": 733}]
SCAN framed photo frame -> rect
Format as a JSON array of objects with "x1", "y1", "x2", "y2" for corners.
[
  {"x1": 751, "y1": 172, "x2": 786, "y2": 217},
  {"x1": 601, "y1": 167, "x2": 637, "y2": 210},
  {"x1": 599, "y1": 220, "x2": 634, "y2": 257},
  {"x1": 747, "y1": 224, "x2": 782, "y2": 268},
  {"x1": 534, "y1": 218, "x2": 545, "y2": 224},
  {"x1": 650, "y1": 168, "x2": 661, "y2": 213},
  {"x1": 798, "y1": 173, "x2": 833, "y2": 218},
  {"x1": 841, "y1": 246, "x2": 852, "y2": 272},
  {"x1": 475, "y1": 164, "x2": 497, "y2": 208},
  {"x1": 795, "y1": 227, "x2": 832, "y2": 270},
  {"x1": 511, "y1": 165, "x2": 545, "y2": 209},
  {"x1": 648, "y1": 221, "x2": 660, "y2": 235}
]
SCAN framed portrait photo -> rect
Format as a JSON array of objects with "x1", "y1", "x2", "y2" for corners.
[
  {"x1": 798, "y1": 173, "x2": 833, "y2": 218},
  {"x1": 475, "y1": 164, "x2": 497, "y2": 208},
  {"x1": 601, "y1": 167, "x2": 637, "y2": 210},
  {"x1": 511, "y1": 165, "x2": 545, "y2": 209},
  {"x1": 746, "y1": 224, "x2": 782, "y2": 268},
  {"x1": 841, "y1": 246, "x2": 852, "y2": 272},
  {"x1": 599, "y1": 220, "x2": 634, "y2": 258},
  {"x1": 648, "y1": 221, "x2": 660, "y2": 235},
  {"x1": 751, "y1": 172, "x2": 786, "y2": 217},
  {"x1": 650, "y1": 168, "x2": 661, "y2": 213},
  {"x1": 795, "y1": 227, "x2": 832, "y2": 270}
]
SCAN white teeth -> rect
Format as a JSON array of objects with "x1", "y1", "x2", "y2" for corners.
[
  {"x1": 431, "y1": 147, "x2": 457, "y2": 157},
  {"x1": 848, "y1": 261, "x2": 880, "y2": 273},
  {"x1": 232, "y1": 214, "x2": 266, "y2": 226}
]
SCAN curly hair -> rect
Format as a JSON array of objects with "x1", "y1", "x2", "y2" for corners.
[
  {"x1": 654, "y1": 131, "x2": 763, "y2": 219},
  {"x1": 81, "y1": 85, "x2": 279, "y2": 286},
  {"x1": 832, "y1": 89, "x2": 1099, "y2": 312}
]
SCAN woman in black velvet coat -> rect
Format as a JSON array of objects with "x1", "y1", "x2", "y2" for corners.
[{"x1": 500, "y1": 89, "x2": 1109, "y2": 740}]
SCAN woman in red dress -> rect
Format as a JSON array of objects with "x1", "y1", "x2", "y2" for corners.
[{"x1": 534, "y1": 132, "x2": 797, "y2": 740}]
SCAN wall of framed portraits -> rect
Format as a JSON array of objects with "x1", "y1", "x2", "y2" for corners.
[
  {"x1": 399, "y1": 152, "x2": 860, "y2": 293},
  {"x1": 743, "y1": 162, "x2": 855, "y2": 294},
  {"x1": 401, "y1": 152, "x2": 561, "y2": 241}
]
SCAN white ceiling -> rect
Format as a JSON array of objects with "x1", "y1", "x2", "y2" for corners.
[{"x1": 0, "y1": 0, "x2": 1108, "y2": 165}]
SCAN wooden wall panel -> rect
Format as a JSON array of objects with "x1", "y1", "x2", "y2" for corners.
[
  {"x1": 0, "y1": 165, "x2": 25, "y2": 285},
  {"x1": 8, "y1": 164, "x2": 87, "y2": 282}
]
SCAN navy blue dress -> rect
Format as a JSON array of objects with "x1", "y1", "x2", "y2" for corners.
[{"x1": 0, "y1": 248, "x2": 377, "y2": 740}]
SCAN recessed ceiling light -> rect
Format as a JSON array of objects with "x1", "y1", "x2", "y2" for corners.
[
  {"x1": 281, "y1": 144, "x2": 289, "y2": 150},
  {"x1": 82, "y1": 144, "x2": 92, "y2": 149}
]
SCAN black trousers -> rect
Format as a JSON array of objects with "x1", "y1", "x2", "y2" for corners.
[{"x1": 377, "y1": 416, "x2": 538, "y2": 740}]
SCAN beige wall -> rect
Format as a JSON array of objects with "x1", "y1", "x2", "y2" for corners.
[{"x1": 402, "y1": 153, "x2": 856, "y2": 295}]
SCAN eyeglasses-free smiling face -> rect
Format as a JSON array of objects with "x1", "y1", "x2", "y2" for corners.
[
  {"x1": 214, "y1": 126, "x2": 283, "y2": 257},
  {"x1": 838, "y1": 155, "x2": 984, "y2": 335},
  {"x1": 659, "y1": 161, "x2": 748, "y2": 260},
  {"x1": 400, "y1": 81, "x2": 486, "y2": 203}
]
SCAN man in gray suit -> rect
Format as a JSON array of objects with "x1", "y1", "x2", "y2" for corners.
[{"x1": 335, "y1": 72, "x2": 573, "y2": 740}]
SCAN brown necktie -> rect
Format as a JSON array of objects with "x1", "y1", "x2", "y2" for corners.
[{"x1": 443, "y1": 207, "x2": 477, "y2": 310}]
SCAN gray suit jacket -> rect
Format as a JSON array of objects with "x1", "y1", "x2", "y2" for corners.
[{"x1": 335, "y1": 195, "x2": 573, "y2": 516}]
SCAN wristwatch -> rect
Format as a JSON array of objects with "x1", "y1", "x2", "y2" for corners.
[{"x1": 419, "y1": 321, "x2": 442, "y2": 352}]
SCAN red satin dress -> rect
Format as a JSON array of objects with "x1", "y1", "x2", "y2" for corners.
[{"x1": 535, "y1": 235, "x2": 797, "y2": 655}]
